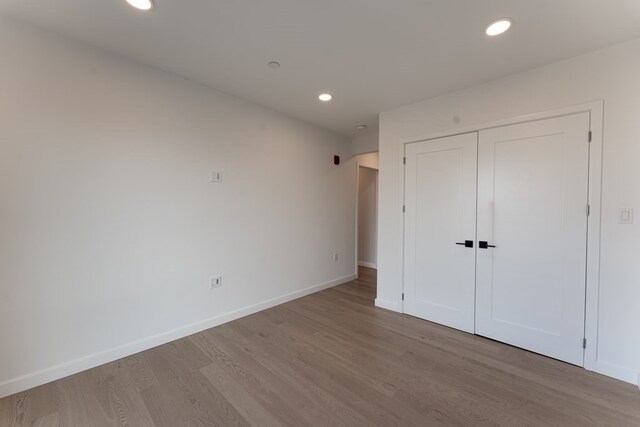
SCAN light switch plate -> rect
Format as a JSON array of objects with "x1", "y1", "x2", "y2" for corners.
[
  {"x1": 210, "y1": 170, "x2": 222, "y2": 183},
  {"x1": 210, "y1": 276, "x2": 222, "y2": 289},
  {"x1": 618, "y1": 208, "x2": 633, "y2": 224}
]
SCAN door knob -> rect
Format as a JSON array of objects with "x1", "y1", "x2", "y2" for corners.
[
  {"x1": 455, "y1": 240, "x2": 474, "y2": 248},
  {"x1": 479, "y1": 241, "x2": 496, "y2": 249}
]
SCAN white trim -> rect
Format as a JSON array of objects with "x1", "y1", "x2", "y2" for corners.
[
  {"x1": 400, "y1": 101, "x2": 605, "y2": 145},
  {"x1": 0, "y1": 273, "x2": 356, "y2": 399},
  {"x1": 358, "y1": 261, "x2": 378, "y2": 269},
  {"x1": 399, "y1": 141, "x2": 407, "y2": 315},
  {"x1": 595, "y1": 360, "x2": 640, "y2": 386},
  {"x1": 399, "y1": 101, "x2": 605, "y2": 377},
  {"x1": 375, "y1": 298, "x2": 402, "y2": 312},
  {"x1": 375, "y1": 170, "x2": 379, "y2": 269},
  {"x1": 583, "y1": 102, "x2": 604, "y2": 373},
  {"x1": 354, "y1": 161, "x2": 361, "y2": 277}
]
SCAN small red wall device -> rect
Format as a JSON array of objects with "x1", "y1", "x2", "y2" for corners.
[{"x1": 334, "y1": 155, "x2": 340, "y2": 165}]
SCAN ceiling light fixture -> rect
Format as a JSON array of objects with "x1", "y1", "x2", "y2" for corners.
[
  {"x1": 485, "y1": 18, "x2": 512, "y2": 36},
  {"x1": 319, "y1": 93, "x2": 333, "y2": 102},
  {"x1": 356, "y1": 124, "x2": 368, "y2": 131},
  {"x1": 126, "y1": 0, "x2": 153, "y2": 11},
  {"x1": 268, "y1": 61, "x2": 281, "y2": 69}
]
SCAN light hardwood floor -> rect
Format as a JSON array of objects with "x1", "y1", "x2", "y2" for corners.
[{"x1": 1, "y1": 267, "x2": 639, "y2": 426}]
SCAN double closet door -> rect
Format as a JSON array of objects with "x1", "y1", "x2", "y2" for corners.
[{"x1": 403, "y1": 113, "x2": 591, "y2": 366}]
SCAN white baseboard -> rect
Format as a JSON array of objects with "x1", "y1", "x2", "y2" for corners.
[
  {"x1": 375, "y1": 298, "x2": 402, "y2": 313},
  {"x1": 358, "y1": 261, "x2": 377, "y2": 269},
  {"x1": 595, "y1": 360, "x2": 640, "y2": 386},
  {"x1": 0, "y1": 273, "x2": 356, "y2": 399}
]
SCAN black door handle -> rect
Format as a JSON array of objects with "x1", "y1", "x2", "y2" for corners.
[
  {"x1": 479, "y1": 241, "x2": 496, "y2": 249},
  {"x1": 455, "y1": 240, "x2": 474, "y2": 248}
]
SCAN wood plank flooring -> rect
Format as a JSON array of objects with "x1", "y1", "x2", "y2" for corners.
[{"x1": 1, "y1": 267, "x2": 639, "y2": 426}]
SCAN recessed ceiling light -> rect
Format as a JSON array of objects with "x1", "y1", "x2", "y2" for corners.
[
  {"x1": 126, "y1": 0, "x2": 153, "y2": 11},
  {"x1": 356, "y1": 124, "x2": 368, "y2": 131},
  {"x1": 318, "y1": 93, "x2": 333, "y2": 102},
  {"x1": 268, "y1": 61, "x2": 281, "y2": 69},
  {"x1": 485, "y1": 18, "x2": 512, "y2": 36}
]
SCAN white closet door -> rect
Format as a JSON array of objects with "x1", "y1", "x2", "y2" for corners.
[
  {"x1": 404, "y1": 133, "x2": 477, "y2": 333},
  {"x1": 476, "y1": 113, "x2": 590, "y2": 366}
]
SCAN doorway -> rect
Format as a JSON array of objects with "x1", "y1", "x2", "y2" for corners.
[
  {"x1": 355, "y1": 152, "x2": 379, "y2": 282},
  {"x1": 358, "y1": 166, "x2": 378, "y2": 270}
]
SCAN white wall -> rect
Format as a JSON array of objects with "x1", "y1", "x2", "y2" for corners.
[
  {"x1": 0, "y1": 17, "x2": 356, "y2": 398},
  {"x1": 352, "y1": 125, "x2": 379, "y2": 155},
  {"x1": 358, "y1": 167, "x2": 378, "y2": 268},
  {"x1": 378, "y1": 38, "x2": 640, "y2": 385}
]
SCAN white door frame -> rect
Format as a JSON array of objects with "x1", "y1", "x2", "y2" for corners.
[{"x1": 398, "y1": 101, "x2": 603, "y2": 373}]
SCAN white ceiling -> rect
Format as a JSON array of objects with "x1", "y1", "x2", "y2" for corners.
[{"x1": 3, "y1": 0, "x2": 640, "y2": 136}]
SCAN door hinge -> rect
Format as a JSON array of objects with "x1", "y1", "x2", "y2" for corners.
[
  {"x1": 403, "y1": 205, "x2": 406, "y2": 213},
  {"x1": 588, "y1": 131, "x2": 592, "y2": 143},
  {"x1": 583, "y1": 338, "x2": 587, "y2": 349},
  {"x1": 403, "y1": 156, "x2": 406, "y2": 165},
  {"x1": 402, "y1": 293, "x2": 405, "y2": 301},
  {"x1": 586, "y1": 205, "x2": 591, "y2": 216}
]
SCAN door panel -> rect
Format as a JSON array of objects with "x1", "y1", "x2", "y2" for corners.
[
  {"x1": 476, "y1": 113, "x2": 590, "y2": 366},
  {"x1": 404, "y1": 133, "x2": 477, "y2": 333}
]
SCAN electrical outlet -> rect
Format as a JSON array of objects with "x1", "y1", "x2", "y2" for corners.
[
  {"x1": 210, "y1": 170, "x2": 222, "y2": 183},
  {"x1": 210, "y1": 276, "x2": 222, "y2": 289},
  {"x1": 333, "y1": 253, "x2": 339, "y2": 262}
]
